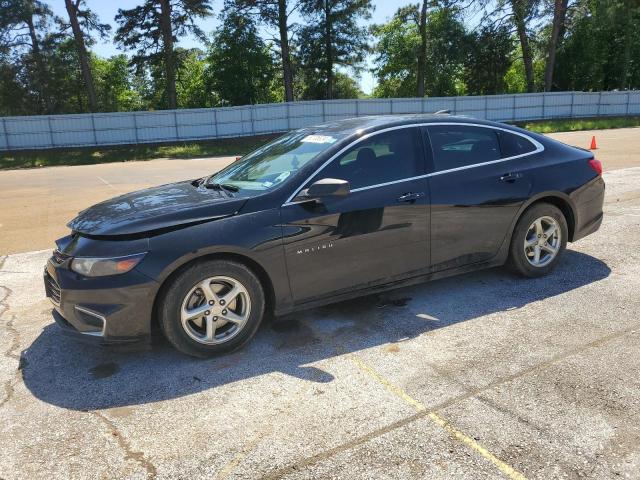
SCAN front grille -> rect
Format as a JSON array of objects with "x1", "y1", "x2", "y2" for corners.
[{"x1": 44, "y1": 270, "x2": 61, "y2": 305}]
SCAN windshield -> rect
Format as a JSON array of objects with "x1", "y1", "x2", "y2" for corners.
[{"x1": 208, "y1": 129, "x2": 344, "y2": 192}]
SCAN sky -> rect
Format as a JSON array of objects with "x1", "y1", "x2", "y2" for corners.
[{"x1": 46, "y1": 1, "x2": 473, "y2": 95}]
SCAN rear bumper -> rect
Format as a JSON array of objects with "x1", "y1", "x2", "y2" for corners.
[
  {"x1": 44, "y1": 256, "x2": 158, "y2": 344},
  {"x1": 572, "y1": 176, "x2": 605, "y2": 242}
]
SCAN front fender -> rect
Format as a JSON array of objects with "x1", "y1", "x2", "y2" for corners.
[{"x1": 140, "y1": 209, "x2": 292, "y2": 316}]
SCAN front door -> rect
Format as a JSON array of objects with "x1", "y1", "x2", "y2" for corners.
[{"x1": 280, "y1": 127, "x2": 430, "y2": 304}]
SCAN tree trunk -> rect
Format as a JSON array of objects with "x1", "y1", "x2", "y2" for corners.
[
  {"x1": 544, "y1": 0, "x2": 568, "y2": 91},
  {"x1": 512, "y1": 2, "x2": 535, "y2": 93},
  {"x1": 416, "y1": 0, "x2": 428, "y2": 97},
  {"x1": 65, "y1": 0, "x2": 99, "y2": 111},
  {"x1": 324, "y1": 0, "x2": 333, "y2": 99},
  {"x1": 25, "y1": 13, "x2": 51, "y2": 113},
  {"x1": 159, "y1": 0, "x2": 177, "y2": 109},
  {"x1": 277, "y1": 0, "x2": 294, "y2": 102}
]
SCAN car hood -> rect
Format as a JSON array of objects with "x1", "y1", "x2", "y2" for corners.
[{"x1": 68, "y1": 180, "x2": 247, "y2": 236}]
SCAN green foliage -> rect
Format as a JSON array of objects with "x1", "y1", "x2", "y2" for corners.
[
  {"x1": 423, "y1": 6, "x2": 467, "y2": 96},
  {"x1": 204, "y1": 12, "x2": 279, "y2": 106},
  {"x1": 555, "y1": 0, "x2": 640, "y2": 91},
  {"x1": 0, "y1": 0, "x2": 60, "y2": 113},
  {"x1": 370, "y1": 5, "x2": 421, "y2": 98},
  {"x1": 176, "y1": 49, "x2": 208, "y2": 108},
  {"x1": 93, "y1": 54, "x2": 145, "y2": 111},
  {"x1": 371, "y1": 4, "x2": 467, "y2": 98},
  {"x1": 464, "y1": 25, "x2": 514, "y2": 95}
]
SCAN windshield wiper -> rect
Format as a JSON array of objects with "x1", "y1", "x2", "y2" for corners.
[{"x1": 205, "y1": 182, "x2": 240, "y2": 193}]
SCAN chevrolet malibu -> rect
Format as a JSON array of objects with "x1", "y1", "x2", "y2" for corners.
[{"x1": 44, "y1": 115, "x2": 605, "y2": 357}]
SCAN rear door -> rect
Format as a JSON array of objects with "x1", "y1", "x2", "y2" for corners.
[
  {"x1": 424, "y1": 124, "x2": 539, "y2": 272},
  {"x1": 280, "y1": 127, "x2": 430, "y2": 303}
]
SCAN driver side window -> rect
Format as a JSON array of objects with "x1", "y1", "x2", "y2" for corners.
[{"x1": 310, "y1": 128, "x2": 422, "y2": 190}]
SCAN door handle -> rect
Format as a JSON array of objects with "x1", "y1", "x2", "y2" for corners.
[
  {"x1": 397, "y1": 192, "x2": 425, "y2": 202},
  {"x1": 500, "y1": 172, "x2": 523, "y2": 183}
]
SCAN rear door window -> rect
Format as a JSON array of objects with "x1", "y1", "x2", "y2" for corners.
[{"x1": 427, "y1": 125, "x2": 501, "y2": 172}]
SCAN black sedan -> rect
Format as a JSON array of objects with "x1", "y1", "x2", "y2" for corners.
[{"x1": 44, "y1": 114, "x2": 605, "y2": 357}]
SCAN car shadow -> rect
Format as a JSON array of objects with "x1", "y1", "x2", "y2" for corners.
[{"x1": 21, "y1": 250, "x2": 610, "y2": 411}]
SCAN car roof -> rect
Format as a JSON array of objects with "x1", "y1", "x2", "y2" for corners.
[{"x1": 307, "y1": 114, "x2": 516, "y2": 137}]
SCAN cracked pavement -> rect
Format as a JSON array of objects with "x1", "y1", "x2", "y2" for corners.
[{"x1": 1, "y1": 166, "x2": 640, "y2": 478}]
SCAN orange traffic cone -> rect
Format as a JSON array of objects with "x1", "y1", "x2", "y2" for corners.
[{"x1": 590, "y1": 136, "x2": 597, "y2": 150}]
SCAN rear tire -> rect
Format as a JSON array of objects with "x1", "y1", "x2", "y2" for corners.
[
  {"x1": 507, "y1": 203, "x2": 568, "y2": 278},
  {"x1": 159, "y1": 259, "x2": 265, "y2": 358}
]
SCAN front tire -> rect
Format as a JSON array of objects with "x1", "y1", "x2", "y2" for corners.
[
  {"x1": 159, "y1": 259, "x2": 265, "y2": 358},
  {"x1": 507, "y1": 203, "x2": 568, "y2": 278}
]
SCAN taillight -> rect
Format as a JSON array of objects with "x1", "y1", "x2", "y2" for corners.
[{"x1": 588, "y1": 158, "x2": 602, "y2": 176}]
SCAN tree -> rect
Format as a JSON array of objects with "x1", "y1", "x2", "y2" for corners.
[
  {"x1": 544, "y1": 0, "x2": 569, "y2": 91},
  {"x1": 115, "y1": 0, "x2": 212, "y2": 109},
  {"x1": 417, "y1": 0, "x2": 429, "y2": 97},
  {"x1": 473, "y1": 0, "x2": 541, "y2": 92},
  {"x1": 423, "y1": 4, "x2": 468, "y2": 96},
  {"x1": 62, "y1": 0, "x2": 110, "y2": 111},
  {"x1": 618, "y1": 0, "x2": 640, "y2": 89},
  {"x1": 298, "y1": 0, "x2": 373, "y2": 99},
  {"x1": 228, "y1": 0, "x2": 300, "y2": 102},
  {"x1": 0, "y1": 0, "x2": 58, "y2": 113},
  {"x1": 176, "y1": 48, "x2": 208, "y2": 108},
  {"x1": 46, "y1": 37, "x2": 87, "y2": 112},
  {"x1": 93, "y1": 54, "x2": 145, "y2": 112},
  {"x1": 464, "y1": 24, "x2": 514, "y2": 94},
  {"x1": 0, "y1": 56, "x2": 30, "y2": 115},
  {"x1": 370, "y1": 3, "x2": 467, "y2": 98},
  {"x1": 370, "y1": 5, "x2": 421, "y2": 98},
  {"x1": 510, "y1": 0, "x2": 539, "y2": 92},
  {"x1": 554, "y1": 0, "x2": 640, "y2": 91},
  {"x1": 204, "y1": 11, "x2": 278, "y2": 106}
]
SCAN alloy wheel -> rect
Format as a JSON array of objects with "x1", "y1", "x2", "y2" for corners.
[
  {"x1": 523, "y1": 216, "x2": 561, "y2": 267},
  {"x1": 180, "y1": 276, "x2": 251, "y2": 345}
]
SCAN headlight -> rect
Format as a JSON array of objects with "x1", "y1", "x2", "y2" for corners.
[{"x1": 70, "y1": 253, "x2": 146, "y2": 277}]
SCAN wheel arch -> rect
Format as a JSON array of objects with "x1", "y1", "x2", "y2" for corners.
[
  {"x1": 150, "y1": 249, "x2": 277, "y2": 333},
  {"x1": 518, "y1": 192, "x2": 577, "y2": 241},
  {"x1": 497, "y1": 192, "x2": 577, "y2": 265}
]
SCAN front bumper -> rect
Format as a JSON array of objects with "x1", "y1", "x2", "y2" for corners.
[{"x1": 44, "y1": 254, "x2": 159, "y2": 344}]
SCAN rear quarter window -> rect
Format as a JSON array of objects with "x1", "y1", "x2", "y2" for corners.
[{"x1": 498, "y1": 130, "x2": 537, "y2": 158}]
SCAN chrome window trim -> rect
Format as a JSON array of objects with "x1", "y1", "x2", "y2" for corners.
[{"x1": 282, "y1": 122, "x2": 544, "y2": 206}]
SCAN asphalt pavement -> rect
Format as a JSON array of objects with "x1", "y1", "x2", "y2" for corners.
[{"x1": 1, "y1": 165, "x2": 639, "y2": 479}]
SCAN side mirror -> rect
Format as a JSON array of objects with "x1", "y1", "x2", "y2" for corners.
[{"x1": 304, "y1": 178, "x2": 350, "y2": 200}]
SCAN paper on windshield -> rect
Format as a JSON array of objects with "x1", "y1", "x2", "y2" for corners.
[{"x1": 301, "y1": 134, "x2": 337, "y2": 144}]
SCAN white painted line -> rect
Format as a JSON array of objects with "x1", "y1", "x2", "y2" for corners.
[{"x1": 96, "y1": 176, "x2": 118, "y2": 191}]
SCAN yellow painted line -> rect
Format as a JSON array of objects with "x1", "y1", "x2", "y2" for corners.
[
  {"x1": 215, "y1": 433, "x2": 264, "y2": 480},
  {"x1": 347, "y1": 354, "x2": 528, "y2": 480}
]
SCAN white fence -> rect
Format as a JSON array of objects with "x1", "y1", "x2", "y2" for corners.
[{"x1": 1, "y1": 90, "x2": 639, "y2": 151}]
